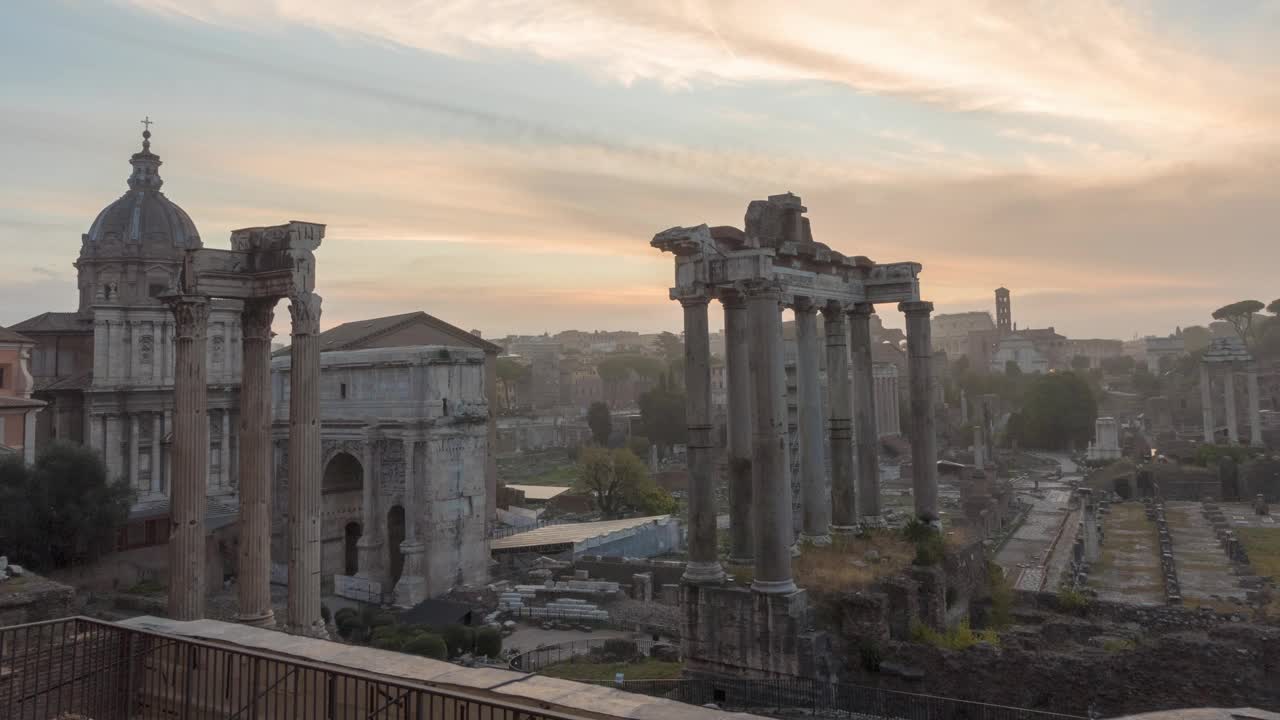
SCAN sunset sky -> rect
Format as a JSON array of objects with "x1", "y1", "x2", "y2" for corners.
[{"x1": 2, "y1": 1, "x2": 1278, "y2": 339}]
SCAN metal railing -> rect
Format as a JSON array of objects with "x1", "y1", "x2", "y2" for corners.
[
  {"x1": 0, "y1": 615, "x2": 591, "y2": 720},
  {"x1": 584, "y1": 676, "x2": 1087, "y2": 720},
  {"x1": 509, "y1": 637, "x2": 675, "y2": 672}
]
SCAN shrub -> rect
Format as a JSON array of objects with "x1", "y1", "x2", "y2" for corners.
[
  {"x1": 599, "y1": 638, "x2": 639, "y2": 662},
  {"x1": 403, "y1": 634, "x2": 448, "y2": 659},
  {"x1": 475, "y1": 627, "x2": 502, "y2": 658},
  {"x1": 910, "y1": 620, "x2": 997, "y2": 651},
  {"x1": 368, "y1": 611, "x2": 397, "y2": 628},
  {"x1": 1056, "y1": 587, "x2": 1090, "y2": 613},
  {"x1": 987, "y1": 565, "x2": 1014, "y2": 630},
  {"x1": 1102, "y1": 638, "x2": 1136, "y2": 653},
  {"x1": 442, "y1": 625, "x2": 476, "y2": 658},
  {"x1": 912, "y1": 532, "x2": 945, "y2": 566},
  {"x1": 371, "y1": 635, "x2": 404, "y2": 651}
]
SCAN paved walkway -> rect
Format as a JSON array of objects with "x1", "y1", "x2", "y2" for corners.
[
  {"x1": 996, "y1": 483, "x2": 1076, "y2": 591},
  {"x1": 1164, "y1": 501, "x2": 1247, "y2": 604},
  {"x1": 1087, "y1": 502, "x2": 1164, "y2": 605}
]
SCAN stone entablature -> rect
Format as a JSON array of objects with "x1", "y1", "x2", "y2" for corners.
[{"x1": 270, "y1": 345, "x2": 490, "y2": 607}]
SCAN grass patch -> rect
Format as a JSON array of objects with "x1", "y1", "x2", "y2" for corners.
[
  {"x1": 910, "y1": 620, "x2": 999, "y2": 650},
  {"x1": 1237, "y1": 527, "x2": 1280, "y2": 580},
  {"x1": 792, "y1": 531, "x2": 915, "y2": 593},
  {"x1": 541, "y1": 658, "x2": 683, "y2": 681},
  {"x1": 124, "y1": 579, "x2": 166, "y2": 595},
  {"x1": 1056, "y1": 587, "x2": 1090, "y2": 613},
  {"x1": 1102, "y1": 638, "x2": 1137, "y2": 653}
]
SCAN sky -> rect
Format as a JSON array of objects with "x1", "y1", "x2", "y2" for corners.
[{"x1": 2, "y1": 0, "x2": 1278, "y2": 340}]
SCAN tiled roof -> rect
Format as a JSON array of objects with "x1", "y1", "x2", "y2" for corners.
[
  {"x1": 0, "y1": 396, "x2": 46, "y2": 410},
  {"x1": 11, "y1": 312, "x2": 91, "y2": 334},
  {"x1": 490, "y1": 515, "x2": 670, "y2": 551},
  {"x1": 0, "y1": 325, "x2": 35, "y2": 344},
  {"x1": 275, "y1": 310, "x2": 501, "y2": 356}
]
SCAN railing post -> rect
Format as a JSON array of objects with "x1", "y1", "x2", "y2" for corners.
[{"x1": 122, "y1": 632, "x2": 137, "y2": 719}]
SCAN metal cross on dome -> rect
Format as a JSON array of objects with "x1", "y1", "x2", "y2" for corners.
[{"x1": 140, "y1": 116, "x2": 153, "y2": 132}]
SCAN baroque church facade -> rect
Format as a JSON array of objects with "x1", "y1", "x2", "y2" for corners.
[{"x1": 15, "y1": 129, "x2": 243, "y2": 545}]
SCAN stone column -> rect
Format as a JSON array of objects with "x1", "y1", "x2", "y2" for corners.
[
  {"x1": 1200, "y1": 363, "x2": 1215, "y2": 443},
  {"x1": 1248, "y1": 364, "x2": 1262, "y2": 446},
  {"x1": 682, "y1": 296, "x2": 724, "y2": 584},
  {"x1": 163, "y1": 408, "x2": 173, "y2": 491},
  {"x1": 220, "y1": 409, "x2": 232, "y2": 489},
  {"x1": 723, "y1": 292, "x2": 754, "y2": 565},
  {"x1": 356, "y1": 430, "x2": 382, "y2": 579},
  {"x1": 794, "y1": 299, "x2": 829, "y2": 544},
  {"x1": 235, "y1": 298, "x2": 276, "y2": 628},
  {"x1": 104, "y1": 413, "x2": 123, "y2": 483},
  {"x1": 849, "y1": 303, "x2": 880, "y2": 520},
  {"x1": 748, "y1": 283, "x2": 796, "y2": 594},
  {"x1": 395, "y1": 437, "x2": 427, "y2": 606},
  {"x1": 1224, "y1": 366, "x2": 1239, "y2": 444},
  {"x1": 166, "y1": 296, "x2": 209, "y2": 621},
  {"x1": 128, "y1": 412, "x2": 140, "y2": 491},
  {"x1": 22, "y1": 409, "x2": 37, "y2": 465},
  {"x1": 149, "y1": 411, "x2": 161, "y2": 494},
  {"x1": 88, "y1": 412, "x2": 104, "y2": 457},
  {"x1": 286, "y1": 292, "x2": 326, "y2": 637},
  {"x1": 901, "y1": 301, "x2": 939, "y2": 525},
  {"x1": 822, "y1": 302, "x2": 854, "y2": 532}
]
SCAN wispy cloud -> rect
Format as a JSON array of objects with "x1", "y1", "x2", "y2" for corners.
[{"x1": 128, "y1": 0, "x2": 1280, "y2": 156}]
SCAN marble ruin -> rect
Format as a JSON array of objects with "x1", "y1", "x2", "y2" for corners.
[
  {"x1": 1199, "y1": 337, "x2": 1264, "y2": 446},
  {"x1": 1087, "y1": 416, "x2": 1121, "y2": 461},
  {"x1": 270, "y1": 346, "x2": 490, "y2": 607},
  {"x1": 652, "y1": 193, "x2": 934, "y2": 675}
]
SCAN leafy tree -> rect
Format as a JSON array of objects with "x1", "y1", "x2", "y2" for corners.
[
  {"x1": 596, "y1": 354, "x2": 665, "y2": 383},
  {"x1": 1212, "y1": 300, "x2": 1265, "y2": 348},
  {"x1": 631, "y1": 483, "x2": 677, "y2": 515},
  {"x1": 627, "y1": 435, "x2": 651, "y2": 460},
  {"x1": 403, "y1": 633, "x2": 448, "y2": 659},
  {"x1": 1131, "y1": 367, "x2": 1162, "y2": 398},
  {"x1": 1070, "y1": 355, "x2": 1091, "y2": 372},
  {"x1": 1005, "y1": 372, "x2": 1097, "y2": 451},
  {"x1": 586, "y1": 401, "x2": 612, "y2": 446},
  {"x1": 574, "y1": 447, "x2": 666, "y2": 518},
  {"x1": 0, "y1": 442, "x2": 133, "y2": 571},
  {"x1": 1100, "y1": 355, "x2": 1135, "y2": 375},
  {"x1": 1181, "y1": 325, "x2": 1212, "y2": 353},
  {"x1": 653, "y1": 331, "x2": 683, "y2": 363},
  {"x1": 475, "y1": 627, "x2": 503, "y2": 658},
  {"x1": 1004, "y1": 360, "x2": 1022, "y2": 377},
  {"x1": 1269, "y1": 299, "x2": 1280, "y2": 315},
  {"x1": 638, "y1": 375, "x2": 687, "y2": 454}
]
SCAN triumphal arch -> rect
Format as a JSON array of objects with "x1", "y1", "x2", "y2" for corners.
[{"x1": 163, "y1": 220, "x2": 327, "y2": 637}]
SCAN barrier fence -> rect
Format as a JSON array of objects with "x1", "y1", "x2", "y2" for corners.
[
  {"x1": 583, "y1": 676, "x2": 1088, "y2": 720},
  {"x1": 508, "y1": 637, "x2": 675, "y2": 672},
  {"x1": 0, "y1": 615, "x2": 586, "y2": 720}
]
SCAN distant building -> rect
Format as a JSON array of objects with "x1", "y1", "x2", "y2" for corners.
[
  {"x1": 0, "y1": 326, "x2": 45, "y2": 463},
  {"x1": 991, "y1": 327, "x2": 1067, "y2": 374},
  {"x1": 931, "y1": 311, "x2": 996, "y2": 358},
  {"x1": 1068, "y1": 338, "x2": 1123, "y2": 369},
  {"x1": 995, "y1": 287, "x2": 1012, "y2": 335},
  {"x1": 1123, "y1": 334, "x2": 1187, "y2": 373}
]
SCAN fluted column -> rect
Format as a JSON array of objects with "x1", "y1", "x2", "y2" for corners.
[
  {"x1": 1248, "y1": 364, "x2": 1262, "y2": 446},
  {"x1": 162, "y1": 408, "x2": 173, "y2": 490},
  {"x1": 235, "y1": 298, "x2": 276, "y2": 628},
  {"x1": 682, "y1": 296, "x2": 724, "y2": 584},
  {"x1": 748, "y1": 283, "x2": 795, "y2": 594},
  {"x1": 356, "y1": 429, "x2": 382, "y2": 579},
  {"x1": 286, "y1": 292, "x2": 326, "y2": 637},
  {"x1": 166, "y1": 296, "x2": 209, "y2": 621},
  {"x1": 901, "y1": 301, "x2": 939, "y2": 525},
  {"x1": 128, "y1": 413, "x2": 140, "y2": 491},
  {"x1": 1224, "y1": 366, "x2": 1239, "y2": 444},
  {"x1": 149, "y1": 411, "x2": 161, "y2": 494},
  {"x1": 822, "y1": 302, "x2": 854, "y2": 533},
  {"x1": 395, "y1": 437, "x2": 427, "y2": 606},
  {"x1": 849, "y1": 303, "x2": 880, "y2": 519},
  {"x1": 794, "y1": 299, "x2": 829, "y2": 545},
  {"x1": 1200, "y1": 363, "x2": 1215, "y2": 443},
  {"x1": 723, "y1": 292, "x2": 754, "y2": 565}
]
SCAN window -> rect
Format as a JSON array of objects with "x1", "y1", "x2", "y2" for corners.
[
  {"x1": 0, "y1": 365, "x2": 6, "y2": 388},
  {"x1": 148, "y1": 283, "x2": 166, "y2": 297},
  {"x1": 339, "y1": 382, "x2": 347, "y2": 399}
]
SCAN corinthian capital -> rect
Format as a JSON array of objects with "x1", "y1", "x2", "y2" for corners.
[
  {"x1": 288, "y1": 292, "x2": 322, "y2": 336},
  {"x1": 166, "y1": 296, "x2": 209, "y2": 340},
  {"x1": 242, "y1": 298, "x2": 277, "y2": 342}
]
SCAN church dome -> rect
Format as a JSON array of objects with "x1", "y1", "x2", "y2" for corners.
[{"x1": 81, "y1": 127, "x2": 201, "y2": 258}]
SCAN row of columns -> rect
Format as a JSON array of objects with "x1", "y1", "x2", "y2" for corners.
[
  {"x1": 684, "y1": 287, "x2": 937, "y2": 594},
  {"x1": 88, "y1": 407, "x2": 239, "y2": 495},
  {"x1": 167, "y1": 292, "x2": 326, "y2": 637},
  {"x1": 1200, "y1": 362, "x2": 1264, "y2": 446}
]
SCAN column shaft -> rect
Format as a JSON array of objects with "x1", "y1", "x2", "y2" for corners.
[
  {"x1": 149, "y1": 412, "x2": 161, "y2": 494},
  {"x1": 287, "y1": 293, "x2": 326, "y2": 637},
  {"x1": 236, "y1": 299, "x2": 276, "y2": 627},
  {"x1": 682, "y1": 297, "x2": 724, "y2": 583},
  {"x1": 395, "y1": 438, "x2": 427, "y2": 606},
  {"x1": 901, "y1": 301, "x2": 939, "y2": 524},
  {"x1": 1224, "y1": 367, "x2": 1239, "y2": 444},
  {"x1": 822, "y1": 304, "x2": 854, "y2": 531},
  {"x1": 794, "y1": 301, "x2": 829, "y2": 544},
  {"x1": 356, "y1": 430, "x2": 382, "y2": 578},
  {"x1": 220, "y1": 409, "x2": 232, "y2": 488},
  {"x1": 128, "y1": 413, "x2": 140, "y2": 491},
  {"x1": 166, "y1": 296, "x2": 209, "y2": 621},
  {"x1": 749, "y1": 286, "x2": 796, "y2": 594},
  {"x1": 850, "y1": 304, "x2": 880, "y2": 519},
  {"x1": 1200, "y1": 364, "x2": 1214, "y2": 443},
  {"x1": 723, "y1": 295, "x2": 754, "y2": 564},
  {"x1": 1248, "y1": 365, "x2": 1262, "y2": 446}
]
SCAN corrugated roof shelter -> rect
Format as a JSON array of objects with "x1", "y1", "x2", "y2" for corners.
[
  {"x1": 504, "y1": 484, "x2": 571, "y2": 502},
  {"x1": 490, "y1": 515, "x2": 675, "y2": 557}
]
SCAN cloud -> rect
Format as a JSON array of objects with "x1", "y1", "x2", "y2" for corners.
[{"x1": 127, "y1": 0, "x2": 1280, "y2": 156}]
